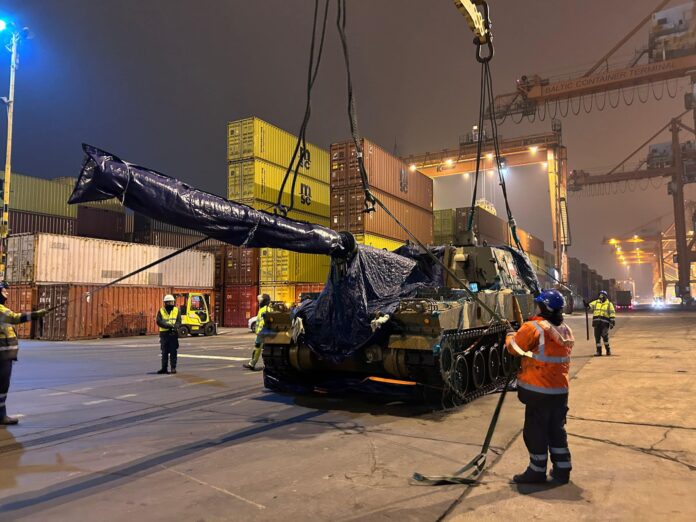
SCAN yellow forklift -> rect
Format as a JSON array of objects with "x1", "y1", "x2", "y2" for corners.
[{"x1": 175, "y1": 292, "x2": 217, "y2": 337}]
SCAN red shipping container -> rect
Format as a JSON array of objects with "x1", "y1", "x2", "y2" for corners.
[
  {"x1": 76, "y1": 206, "x2": 126, "y2": 241},
  {"x1": 223, "y1": 285, "x2": 259, "y2": 327},
  {"x1": 7, "y1": 284, "x2": 35, "y2": 339},
  {"x1": 9, "y1": 210, "x2": 76, "y2": 236},
  {"x1": 330, "y1": 138, "x2": 433, "y2": 211},
  {"x1": 224, "y1": 247, "x2": 260, "y2": 285}
]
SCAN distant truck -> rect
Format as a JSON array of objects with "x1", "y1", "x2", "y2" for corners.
[{"x1": 615, "y1": 290, "x2": 633, "y2": 310}]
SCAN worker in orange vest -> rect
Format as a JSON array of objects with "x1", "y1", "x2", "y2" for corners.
[{"x1": 505, "y1": 289, "x2": 575, "y2": 485}]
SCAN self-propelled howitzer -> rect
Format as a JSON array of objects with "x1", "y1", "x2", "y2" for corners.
[{"x1": 69, "y1": 145, "x2": 539, "y2": 403}]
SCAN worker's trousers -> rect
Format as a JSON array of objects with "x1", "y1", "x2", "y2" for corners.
[
  {"x1": 519, "y1": 389, "x2": 572, "y2": 476},
  {"x1": 593, "y1": 323, "x2": 610, "y2": 353},
  {"x1": 160, "y1": 335, "x2": 179, "y2": 370},
  {"x1": 249, "y1": 335, "x2": 263, "y2": 367},
  {"x1": 0, "y1": 360, "x2": 13, "y2": 418}
]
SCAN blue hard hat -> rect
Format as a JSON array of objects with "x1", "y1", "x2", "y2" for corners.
[
  {"x1": 599, "y1": 290, "x2": 608, "y2": 297},
  {"x1": 534, "y1": 289, "x2": 565, "y2": 311}
]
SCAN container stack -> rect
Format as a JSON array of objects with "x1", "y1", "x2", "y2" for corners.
[
  {"x1": 330, "y1": 138, "x2": 433, "y2": 248},
  {"x1": 6, "y1": 233, "x2": 215, "y2": 340},
  {"x1": 225, "y1": 117, "x2": 331, "y2": 325}
]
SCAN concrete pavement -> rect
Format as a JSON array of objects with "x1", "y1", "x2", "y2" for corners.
[{"x1": 0, "y1": 313, "x2": 692, "y2": 521}]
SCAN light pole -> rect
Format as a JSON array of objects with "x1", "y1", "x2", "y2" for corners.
[{"x1": 0, "y1": 21, "x2": 28, "y2": 279}]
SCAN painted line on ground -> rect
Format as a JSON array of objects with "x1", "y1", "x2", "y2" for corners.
[
  {"x1": 161, "y1": 465, "x2": 266, "y2": 510},
  {"x1": 83, "y1": 399, "x2": 113, "y2": 406},
  {"x1": 115, "y1": 394, "x2": 138, "y2": 399},
  {"x1": 178, "y1": 354, "x2": 248, "y2": 361}
]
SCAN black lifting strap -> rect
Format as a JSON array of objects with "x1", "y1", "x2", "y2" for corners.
[
  {"x1": 274, "y1": 0, "x2": 330, "y2": 217},
  {"x1": 411, "y1": 370, "x2": 515, "y2": 485}
]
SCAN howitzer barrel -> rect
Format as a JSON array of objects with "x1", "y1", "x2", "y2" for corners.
[{"x1": 68, "y1": 144, "x2": 355, "y2": 258}]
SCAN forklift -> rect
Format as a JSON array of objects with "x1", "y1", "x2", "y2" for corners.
[{"x1": 175, "y1": 292, "x2": 217, "y2": 337}]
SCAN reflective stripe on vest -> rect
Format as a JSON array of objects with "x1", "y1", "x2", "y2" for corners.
[
  {"x1": 517, "y1": 381, "x2": 569, "y2": 395},
  {"x1": 159, "y1": 307, "x2": 179, "y2": 332},
  {"x1": 529, "y1": 322, "x2": 571, "y2": 364}
]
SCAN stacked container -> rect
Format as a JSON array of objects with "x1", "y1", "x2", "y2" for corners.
[
  {"x1": 330, "y1": 138, "x2": 433, "y2": 248},
  {"x1": 226, "y1": 117, "x2": 331, "y2": 325},
  {"x1": 6, "y1": 233, "x2": 215, "y2": 340}
]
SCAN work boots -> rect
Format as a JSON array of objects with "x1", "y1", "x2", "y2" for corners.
[
  {"x1": 594, "y1": 350, "x2": 602, "y2": 357},
  {"x1": 512, "y1": 468, "x2": 547, "y2": 484},
  {"x1": 0, "y1": 416, "x2": 19, "y2": 426},
  {"x1": 170, "y1": 368, "x2": 177, "y2": 374},
  {"x1": 156, "y1": 368, "x2": 169, "y2": 374},
  {"x1": 550, "y1": 468, "x2": 571, "y2": 484},
  {"x1": 605, "y1": 348, "x2": 612, "y2": 356}
]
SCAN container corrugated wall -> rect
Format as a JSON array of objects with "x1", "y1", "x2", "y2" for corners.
[
  {"x1": 3, "y1": 173, "x2": 77, "y2": 218},
  {"x1": 75, "y1": 206, "x2": 126, "y2": 241},
  {"x1": 354, "y1": 234, "x2": 405, "y2": 251},
  {"x1": 228, "y1": 158, "x2": 330, "y2": 218},
  {"x1": 330, "y1": 139, "x2": 433, "y2": 211},
  {"x1": 7, "y1": 234, "x2": 214, "y2": 288},
  {"x1": 223, "y1": 285, "x2": 258, "y2": 327},
  {"x1": 7, "y1": 284, "x2": 35, "y2": 339},
  {"x1": 330, "y1": 187, "x2": 432, "y2": 244},
  {"x1": 227, "y1": 117, "x2": 329, "y2": 184},
  {"x1": 259, "y1": 248, "x2": 329, "y2": 283},
  {"x1": 9, "y1": 211, "x2": 76, "y2": 236},
  {"x1": 260, "y1": 283, "x2": 324, "y2": 306}
]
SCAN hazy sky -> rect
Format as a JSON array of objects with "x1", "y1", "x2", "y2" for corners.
[{"x1": 1, "y1": 0, "x2": 694, "y2": 296}]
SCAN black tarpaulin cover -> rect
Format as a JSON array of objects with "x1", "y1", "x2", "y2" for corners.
[{"x1": 69, "y1": 144, "x2": 352, "y2": 257}]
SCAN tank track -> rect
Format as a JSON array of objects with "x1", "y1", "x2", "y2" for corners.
[{"x1": 418, "y1": 323, "x2": 516, "y2": 407}]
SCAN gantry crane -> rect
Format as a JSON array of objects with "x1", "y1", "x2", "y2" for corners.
[{"x1": 571, "y1": 115, "x2": 696, "y2": 303}]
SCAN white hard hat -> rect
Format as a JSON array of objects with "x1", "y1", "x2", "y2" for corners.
[{"x1": 163, "y1": 294, "x2": 175, "y2": 302}]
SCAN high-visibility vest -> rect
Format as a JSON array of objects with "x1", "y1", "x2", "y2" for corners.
[
  {"x1": 0, "y1": 304, "x2": 29, "y2": 362},
  {"x1": 256, "y1": 305, "x2": 268, "y2": 334},
  {"x1": 159, "y1": 307, "x2": 180, "y2": 332},
  {"x1": 588, "y1": 299, "x2": 615, "y2": 323},
  {"x1": 506, "y1": 316, "x2": 575, "y2": 395}
]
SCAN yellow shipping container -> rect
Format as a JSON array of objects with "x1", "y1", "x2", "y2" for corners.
[
  {"x1": 228, "y1": 158, "x2": 329, "y2": 218},
  {"x1": 237, "y1": 198, "x2": 330, "y2": 228},
  {"x1": 259, "y1": 248, "x2": 329, "y2": 284},
  {"x1": 260, "y1": 283, "x2": 325, "y2": 306},
  {"x1": 354, "y1": 234, "x2": 405, "y2": 251},
  {"x1": 227, "y1": 117, "x2": 329, "y2": 184}
]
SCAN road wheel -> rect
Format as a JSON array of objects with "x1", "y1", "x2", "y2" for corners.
[
  {"x1": 471, "y1": 350, "x2": 486, "y2": 389},
  {"x1": 488, "y1": 346, "x2": 501, "y2": 381},
  {"x1": 177, "y1": 325, "x2": 189, "y2": 338},
  {"x1": 204, "y1": 322, "x2": 216, "y2": 336}
]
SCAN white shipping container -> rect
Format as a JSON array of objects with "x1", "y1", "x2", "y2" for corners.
[{"x1": 7, "y1": 233, "x2": 214, "y2": 288}]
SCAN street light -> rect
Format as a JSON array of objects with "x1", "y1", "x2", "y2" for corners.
[{"x1": 0, "y1": 20, "x2": 30, "y2": 277}]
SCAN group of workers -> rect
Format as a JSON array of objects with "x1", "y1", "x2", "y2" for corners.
[{"x1": 1, "y1": 277, "x2": 619, "y2": 489}]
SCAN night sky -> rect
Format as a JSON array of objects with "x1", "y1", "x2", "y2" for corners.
[{"x1": 1, "y1": 0, "x2": 695, "y2": 297}]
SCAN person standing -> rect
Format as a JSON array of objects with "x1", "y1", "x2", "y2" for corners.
[
  {"x1": 0, "y1": 282, "x2": 47, "y2": 425},
  {"x1": 505, "y1": 289, "x2": 575, "y2": 484},
  {"x1": 156, "y1": 294, "x2": 181, "y2": 374},
  {"x1": 244, "y1": 294, "x2": 270, "y2": 371},
  {"x1": 585, "y1": 290, "x2": 615, "y2": 356}
]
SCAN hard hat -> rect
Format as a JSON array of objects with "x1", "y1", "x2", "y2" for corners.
[
  {"x1": 0, "y1": 281, "x2": 9, "y2": 290},
  {"x1": 163, "y1": 294, "x2": 175, "y2": 303},
  {"x1": 599, "y1": 290, "x2": 608, "y2": 297},
  {"x1": 534, "y1": 289, "x2": 565, "y2": 312}
]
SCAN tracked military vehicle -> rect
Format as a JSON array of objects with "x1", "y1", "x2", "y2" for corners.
[{"x1": 260, "y1": 237, "x2": 538, "y2": 403}]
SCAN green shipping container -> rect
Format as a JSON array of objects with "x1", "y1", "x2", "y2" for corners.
[
  {"x1": 228, "y1": 158, "x2": 329, "y2": 218},
  {"x1": 227, "y1": 117, "x2": 329, "y2": 184},
  {"x1": 2, "y1": 173, "x2": 76, "y2": 218}
]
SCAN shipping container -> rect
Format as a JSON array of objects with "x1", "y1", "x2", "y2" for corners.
[
  {"x1": 223, "y1": 284, "x2": 258, "y2": 327},
  {"x1": 132, "y1": 230, "x2": 225, "y2": 250},
  {"x1": 33, "y1": 284, "x2": 216, "y2": 341},
  {"x1": 6, "y1": 234, "x2": 214, "y2": 288},
  {"x1": 260, "y1": 283, "x2": 325, "y2": 306},
  {"x1": 228, "y1": 158, "x2": 330, "y2": 218},
  {"x1": 517, "y1": 229, "x2": 545, "y2": 258},
  {"x1": 9, "y1": 210, "x2": 76, "y2": 236},
  {"x1": 237, "y1": 198, "x2": 331, "y2": 228},
  {"x1": 76, "y1": 206, "x2": 126, "y2": 241},
  {"x1": 259, "y1": 248, "x2": 329, "y2": 284},
  {"x1": 354, "y1": 234, "x2": 405, "y2": 251},
  {"x1": 330, "y1": 139, "x2": 433, "y2": 211},
  {"x1": 7, "y1": 284, "x2": 35, "y2": 339},
  {"x1": 330, "y1": 187, "x2": 433, "y2": 244},
  {"x1": 227, "y1": 117, "x2": 329, "y2": 184},
  {"x1": 2, "y1": 173, "x2": 77, "y2": 218}
]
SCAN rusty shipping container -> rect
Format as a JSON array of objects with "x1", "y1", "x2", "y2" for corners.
[
  {"x1": 223, "y1": 284, "x2": 258, "y2": 328},
  {"x1": 330, "y1": 187, "x2": 433, "y2": 244},
  {"x1": 75, "y1": 206, "x2": 126, "y2": 241},
  {"x1": 7, "y1": 284, "x2": 35, "y2": 339},
  {"x1": 330, "y1": 139, "x2": 433, "y2": 211},
  {"x1": 9, "y1": 210, "x2": 76, "y2": 236},
  {"x1": 34, "y1": 284, "x2": 216, "y2": 341}
]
